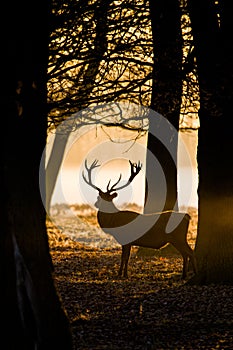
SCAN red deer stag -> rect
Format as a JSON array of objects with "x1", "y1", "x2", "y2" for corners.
[{"x1": 82, "y1": 159, "x2": 197, "y2": 279}]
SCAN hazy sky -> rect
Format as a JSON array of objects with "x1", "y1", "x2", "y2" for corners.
[{"x1": 49, "y1": 126, "x2": 198, "y2": 209}]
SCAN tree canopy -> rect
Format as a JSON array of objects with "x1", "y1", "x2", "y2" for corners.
[{"x1": 48, "y1": 0, "x2": 199, "y2": 131}]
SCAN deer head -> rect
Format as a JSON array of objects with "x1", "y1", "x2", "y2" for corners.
[{"x1": 82, "y1": 159, "x2": 142, "y2": 212}]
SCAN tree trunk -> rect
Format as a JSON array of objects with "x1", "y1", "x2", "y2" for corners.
[
  {"x1": 145, "y1": 0, "x2": 183, "y2": 213},
  {"x1": 1, "y1": 1, "x2": 73, "y2": 347},
  {"x1": 188, "y1": 0, "x2": 233, "y2": 284},
  {"x1": 46, "y1": 0, "x2": 111, "y2": 213}
]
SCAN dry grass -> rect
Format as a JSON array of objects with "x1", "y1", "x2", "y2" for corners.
[{"x1": 47, "y1": 209, "x2": 233, "y2": 350}]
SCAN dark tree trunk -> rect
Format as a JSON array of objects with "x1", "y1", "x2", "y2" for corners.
[
  {"x1": 145, "y1": 0, "x2": 183, "y2": 213},
  {"x1": 0, "y1": 1, "x2": 73, "y2": 348},
  {"x1": 188, "y1": 0, "x2": 233, "y2": 284}
]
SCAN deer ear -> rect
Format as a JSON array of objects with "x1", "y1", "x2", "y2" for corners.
[{"x1": 111, "y1": 192, "x2": 118, "y2": 199}]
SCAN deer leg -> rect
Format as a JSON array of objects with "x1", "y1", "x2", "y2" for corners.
[
  {"x1": 171, "y1": 241, "x2": 196, "y2": 279},
  {"x1": 183, "y1": 244, "x2": 198, "y2": 276},
  {"x1": 118, "y1": 245, "x2": 125, "y2": 277},
  {"x1": 118, "y1": 244, "x2": 131, "y2": 278},
  {"x1": 123, "y1": 244, "x2": 131, "y2": 278},
  {"x1": 182, "y1": 250, "x2": 198, "y2": 279},
  {"x1": 189, "y1": 251, "x2": 198, "y2": 275},
  {"x1": 182, "y1": 254, "x2": 189, "y2": 279}
]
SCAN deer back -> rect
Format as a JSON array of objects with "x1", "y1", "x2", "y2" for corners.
[
  {"x1": 97, "y1": 210, "x2": 139, "y2": 230},
  {"x1": 131, "y1": 211, "x2": 190, "y2": 248}
]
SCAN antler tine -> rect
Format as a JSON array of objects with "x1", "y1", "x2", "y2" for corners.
[
  {"x1": 82, "y1": 159, "x2": 102, "y2": 192},
  {"x1": 108, "y1": 160, "x2": 142, "y2": 193},
  {"x1": 129, "y1": 160, "x2": 142, "y2": 181},
  {"x1": 85, "y1": 159, "x2": 99, "y2": 171},
  {"x1": 106, "y1": 179, "x2": 111, "y2": 191},
  {"x1": 107, "y1": 174, "x2": 122, "y2": 193}
]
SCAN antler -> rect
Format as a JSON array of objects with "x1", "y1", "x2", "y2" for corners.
[
  {"x1": 107, "y1": 160, "x2": 142, "y2": 193},
  {"x1": 82, "y1": 159, "x2": 102, "y2": 192}
]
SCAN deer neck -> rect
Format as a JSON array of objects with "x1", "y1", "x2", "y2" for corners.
[
  {"x1": 97, "y1": 202, "x2": 119, "y2": 230},
  {"x1": 97, "y1": 200, "x2": 119, "y2": 214}
]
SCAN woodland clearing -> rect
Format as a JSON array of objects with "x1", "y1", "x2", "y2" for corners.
[{"x1": 48, "y1": 208, "x2": 233, "y2": 349}]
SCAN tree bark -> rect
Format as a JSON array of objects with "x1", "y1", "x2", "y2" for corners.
[
  {"x1": 188, "y1": 0, "x2": 233, "y2": 284},
  {"x1": 0, "y1": 1, "x2": 73, "y2": 347},
  {"x1": 145, "y1": 0, "x2": 183, "y2": 213}
]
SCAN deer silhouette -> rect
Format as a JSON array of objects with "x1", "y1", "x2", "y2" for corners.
[{"x1": 82, "y1": 159, "x2": 197, "y2": 279}]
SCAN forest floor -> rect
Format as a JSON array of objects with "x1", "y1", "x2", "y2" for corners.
[{"x1": 47, "y1": 209, "x2": 233, "y2": 350}]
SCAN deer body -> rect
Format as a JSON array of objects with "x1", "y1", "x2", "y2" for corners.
[
  {"x1": 97, "y1": 206, "x2": 196, "y2": 279},
  {"x1": 82, "y1": 159, "x2": 197, "y2": 279}
]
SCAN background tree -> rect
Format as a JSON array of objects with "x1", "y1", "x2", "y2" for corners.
[
  {"x1": 144, "y1": 0, "x2": 183, "y2": 213},
  {"x1": 46, "y1": 0, "x2": 113, "y2": 211},
  {"x1": 47, "y1": 0, "x2": 199, "y2": 212},
  {"x1": 46, "y1": 0, "x2": 153, "y2": 211},
  {"x1": 48, "y1": 0, "x2": 153, "y2": 123},
  {"x1": 188, "y1": 0, "x2": 233, "y2": 284},
  {"x1": 0, "y1": 1, "x2": 73, "y2": 348}
]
